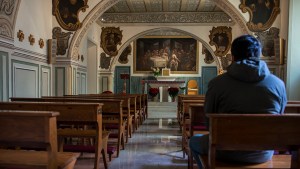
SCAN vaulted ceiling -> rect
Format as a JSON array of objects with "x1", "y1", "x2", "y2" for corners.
[
  {"x1": 98, "y1": 0, "x2": 233, "y2": 25},
  {"x1": 105, "y1": 0, "x2": 223, "y2": 12}
]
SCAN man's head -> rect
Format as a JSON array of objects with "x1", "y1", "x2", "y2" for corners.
[{"x1": 231, "y1": 35, "x2": 262, "y2": 61}]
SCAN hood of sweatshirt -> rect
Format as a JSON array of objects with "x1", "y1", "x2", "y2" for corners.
[{"x1": 227, "y1": 59, "x2": 270, "y2": 83}]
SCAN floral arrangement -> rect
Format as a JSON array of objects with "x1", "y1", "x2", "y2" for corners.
[
  {"x1": 149, "y1": 88, "x2": 159, "y2": 97},
  {"x1": 168, "y1": 87, "x2": 179, "y2": 98},
  {"x1": 151, "y1": 67, "x2": 160, "y2": 77}
]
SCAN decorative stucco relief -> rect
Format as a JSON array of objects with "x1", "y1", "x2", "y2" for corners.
[
  {"x1": 255, "y1": 27, "x2": 279, "y2": 57},
  {"x1": 100, "y1": 12, "x2": 232, "y2": 24},
  {"x1": 52, "y1": 27, "x2": 72, "y2": 55},
  {"x1": 0, "y1": 0, "x2": 20, "y2": 38}
]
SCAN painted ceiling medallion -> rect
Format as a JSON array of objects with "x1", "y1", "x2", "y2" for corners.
[
  {"x1": 239, "y1": 0, "x2": 280, "y2": 32},
  {"x1": 52, "y1": 0, "x2": 89, "y2": 31}
]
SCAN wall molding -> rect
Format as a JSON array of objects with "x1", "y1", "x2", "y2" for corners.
[
  {"x1": 41, "y1": 65, "x2": 51, "y2": 96},
  {"x1": 12, "y1": 47, "x2": 47, "y2": 63},
  {"x1": 55, "y1": 67, "x2": 65, "y2": 96},
  {"x1": 11, "y1": 59, "x2": 39, "y2": 97}
]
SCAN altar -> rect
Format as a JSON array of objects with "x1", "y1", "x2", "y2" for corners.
[{"x1": 142, "y1": 79, "x2": 185, "y2": 102}]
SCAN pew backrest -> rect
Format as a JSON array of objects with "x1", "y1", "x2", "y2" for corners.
[{"x1": 207, "y1": 114, "x2": 300, "y2": 169}]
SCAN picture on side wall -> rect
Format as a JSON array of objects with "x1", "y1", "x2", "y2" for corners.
[
  {"x1": 134, "y1": 36, "x2": 199, "y2": 74},
  {"x1": 239, "y1": 0, "x2": 280, "y2": 32}
]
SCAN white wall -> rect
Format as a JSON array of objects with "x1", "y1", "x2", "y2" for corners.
[{"x1": 287, "y1": 0, "x2": 300, "y2": 100}]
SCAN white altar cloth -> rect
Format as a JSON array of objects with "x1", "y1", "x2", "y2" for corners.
[{"x1": 142, "y1": 80, "x2": 185, "y2": 102}]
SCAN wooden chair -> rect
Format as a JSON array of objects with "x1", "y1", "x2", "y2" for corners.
[
  {"x1": 0, "y1": 110, "x2": 80, "y2": 169},
  {"x1": 187, "y1": 80, "x2": 199, "y2": 95},
  {"x1": 200, "y1": 114, "x2": 300, "y2": 169}
]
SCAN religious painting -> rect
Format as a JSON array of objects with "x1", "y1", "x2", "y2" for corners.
[
  {"x1": 255, "y1": 27, "x2": 279, "y2": 57},
  {"x1": 52, "y1": 0, "x2": 89, "y2": 31},
  {"x1": 118, "y1": 44, "x2": 132, "y2": 64},
  {"x1": 239, "y1": 0, "x2": 280, "y2": 32},
  {"x1": 133, "y1": 36, "x2": 199, "y2": 74},
  {"x1": 100, "y1": 27, "x2": 123, "y2": 57},
  {"x1": 209, "y1": 26, "x2": 232, "y2": 57},
  {"x1": 202, "y1": 45, "x2": 215, "y2": 64}
]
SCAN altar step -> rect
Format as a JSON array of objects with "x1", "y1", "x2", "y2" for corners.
[{"x1": 147, "y1": 102, "x2": 177, "y2": 118}]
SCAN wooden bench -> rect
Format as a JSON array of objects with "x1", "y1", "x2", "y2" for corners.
[
  {"x1": 10, "y1": 97, "x2": 126, "y2": 159},
  {"x1": 177, "y1": 95, "x2": 205, "y2": 125},
  {"x1": 182, "y1": 103, "x2": 209, "y2": 169},
  {"x1": 0, "y1": 101, "x2": 106, "y2": 169},
  {"x1": 200, "y1": 114, "x2": 300, "y2": 169},
  {"x1": 41, "y1": 95, "x2": 132, "y2": 143},
  {"x1": 285, "y1": 101, "x2": 300, "y2": 113},
  {"x1": 0, "y1": 110, "x2": 80, "y2": 169},
  {"x1": 178, "y1": 99, "x2": 205, "y2": 130}
]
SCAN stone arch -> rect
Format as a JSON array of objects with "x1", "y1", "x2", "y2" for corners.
[
  {"x1": 68, "y1": 0, "x2": 250, "y2": 62},
  {"x1": 109, "y1": 27, "x2": 221, "y2": 72}
]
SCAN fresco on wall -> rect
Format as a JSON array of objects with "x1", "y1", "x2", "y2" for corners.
[
  {"x1": 239, "y1": 0, "x2": 280, "y2": 32},
  {"x1": 53, "y1": 0, "x2": 88, "y2": 31}
]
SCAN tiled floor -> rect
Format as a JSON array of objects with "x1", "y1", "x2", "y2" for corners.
[{"x1": 74, "y1": 102, "x2": 189, "y2": 169}]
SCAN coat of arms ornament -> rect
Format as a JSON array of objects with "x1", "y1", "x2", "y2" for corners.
[
  {"x1": 209, "y1": 26, "x2": 232, "y2": 57},
  {"x1": 52, "y1": 0, "x2": 89, "y2": 31},
  {"x1": 52, "y1": 27, "x2": 72, "y2": 55},
  {"x1": 100, "y1": 27, "x2": 123, "y2": 57},
  {"x1": 239, "y1": 0, "x2": 280, "y2": 32}
]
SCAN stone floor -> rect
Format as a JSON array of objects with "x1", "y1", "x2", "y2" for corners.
[{"x1": 74, "y1": 102, "x2": 190, "y2": 169}]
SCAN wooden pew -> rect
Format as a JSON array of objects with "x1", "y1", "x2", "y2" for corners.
[
  {"x1": 54, "y1": 93, "x2": 137, "y2": 135},
  {"x1": 182, "y1": 103, "x2": 209, "y2": 169},
  {"x1": 200, "y1": 114, "x2": 300, "y2": 169},
  {"x1": 0, "y1": 101, "x2": 106, "y2": 169},
  {"x1": 285, "y1": 101, "x2": 300, "y2": 113},
  {"x1": 10, "y1": 97, "x2": 126, "y2": 158},
  {"x1": 42, "y1": 94, "x2": 133, "y2": 142},
  {"x1": 178, "y1": 99, "x2": 205, "y2": 131},
  {"x1": 177, "y1": 95, "x2": 205, "y2": 125},
  {"x1": 0, "y1": 110, "x2": 80, "y2": 169}
]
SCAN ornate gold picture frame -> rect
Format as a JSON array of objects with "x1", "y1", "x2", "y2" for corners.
[
  {"x1": 209, "y1": 26, "x2": 232, "y2": 57},
  {"x1": 52, "y1": 0, "x2": 89, "y2": 31},
  {"x1": 239, "y1": 0, "x2": 280, "y2": 32},
  {"x1": 100, "y1": 27, "x2": 123, "y2": 57}
]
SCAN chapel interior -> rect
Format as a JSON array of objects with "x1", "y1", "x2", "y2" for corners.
[{"x1": 0, "y1": 0, "x2": 300, "y2": 169}]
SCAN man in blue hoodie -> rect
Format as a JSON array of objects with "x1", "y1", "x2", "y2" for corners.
[{"x1": 189, "y1": 34, "x2": 287, "y2": 168}]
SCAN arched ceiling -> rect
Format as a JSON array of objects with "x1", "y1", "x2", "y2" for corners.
[{"x1": 97, "y1": 0, "x2": 233, "y2": 25}]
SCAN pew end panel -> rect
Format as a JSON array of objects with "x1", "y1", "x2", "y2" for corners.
[{"x1": 0, "y1": 110, "x2": 80, "y2": 169}]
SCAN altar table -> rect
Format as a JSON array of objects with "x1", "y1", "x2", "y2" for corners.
[{"x1": 142, "y1": 80, "x2": 185, "y2": 102}]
